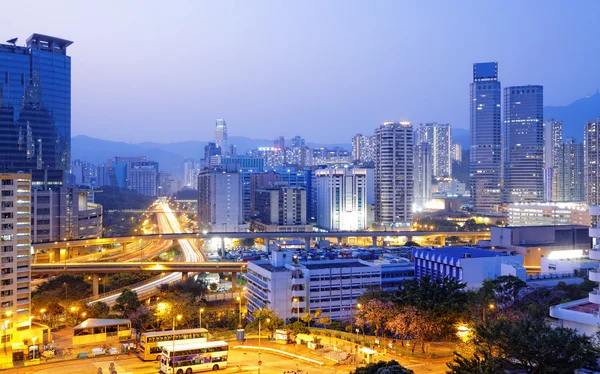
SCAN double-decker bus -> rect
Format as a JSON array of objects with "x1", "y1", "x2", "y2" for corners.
[
  {"x1": 159, "y1": 341, "x2": 228, "y2": 374},
  {"x1": 139, "y1": 328, "x2": 209, "y2": 361}
]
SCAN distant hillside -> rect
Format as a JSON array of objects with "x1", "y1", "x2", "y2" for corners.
[
  {"x1": 545, "y1": 91, "x2": 600, "y2": 141},
  {"x1": 72, "y1": 135, "x2": 352, "y2": 177}
]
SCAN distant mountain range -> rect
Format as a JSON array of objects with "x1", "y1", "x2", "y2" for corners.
[
  {"x1": 71, "y1": 135, "x2": 352, "y2": 176},
  {"x1": 545, "y1": 91, "x2": 600, "y2": 141},
  {"x1": 72, "y1": 92, "x2": 600, "y2": 176}
]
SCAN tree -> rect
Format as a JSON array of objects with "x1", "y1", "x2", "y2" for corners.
[
  {"x1": 113, "y1": 289, "x2": 141, "y2": 317},
  {"x1": 288, "y1": 321, "x2": 309, "y2": 340},
  {"x1": 209, "y1": 283, "x2": 218, "y2": 292},
  {"x1": 446, "y1": 352, "x2": 504, "y2": 374},
  {"x1": 448, "y1": 317, "x2": 600, "y2": 373},
  {"x1": 45, "y1": 302, "x2": 64, "y2": 328},
  {"x1": 351, "y1": 360, "x2": 413, "y2": 374},
  {"x1": 246, "y1": 308, "x2": 284, "y2": 338},
  {"x1": 357, "y1": 299, "x2": 395, "y2": 337},
  {"x1": 154, "y1": 292, "x2": 200, "y2": 329},
  {"x1": 88, "y1": 301, "x2": 110, "y2": 318},
  {"x1": 301, "y1": 312, "x2": 313, "y2": 327}
]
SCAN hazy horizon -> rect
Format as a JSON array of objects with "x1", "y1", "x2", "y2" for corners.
[{"x1": 4, "y1": 1, "x2": 600, "y2": 143}]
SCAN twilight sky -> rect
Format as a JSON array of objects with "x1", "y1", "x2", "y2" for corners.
[{"x1": 3, "y1": 1, "x2": 600, "y2": 143}]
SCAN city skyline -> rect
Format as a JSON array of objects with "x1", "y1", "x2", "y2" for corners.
[{"x1": 3, "y1": 1, "x2": 600, "y2": 143}]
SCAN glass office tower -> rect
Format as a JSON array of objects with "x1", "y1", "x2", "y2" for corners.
[
  {"x1": 0, "y1": 34, "x2": 72, "y2": 182},
  {"x1": 469, "y1": 62, "x2": 502, "y2": 212},
  {"x1": 503, "y1": 85, "x2": 544, "y2": 203}
]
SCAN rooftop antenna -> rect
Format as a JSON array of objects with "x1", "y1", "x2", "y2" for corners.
[{"x1": 6, "y1": 38, "x2": 17, "y2": 46}]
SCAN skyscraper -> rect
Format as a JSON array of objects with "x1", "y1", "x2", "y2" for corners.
[
  {"x1": 375, "y1": 121, "x2": 414, "y2": 227},
  {"x1": 543, "y1": 120, "x2": 563, "y2": 201},
  {"x1": 0, "y1": 34, "x2": 72, "y2": 182},
  {"x1": 413, "y1": 142, "x2": 432, "y2": 211},
  {"x1": 585, "y1": 119, "x2": 600, "y2": 206},
  {"x1": 557, "y1": 138, "x2": 585, "y2": 202},
  {"x1": 503, "y1": 85, "x2": 544, "y2": 203},
  {"x1": 470, "y1": 62, "x2": 502, "y2": 212},
  {"x1": 352, "y1": 134, "x2": 377, "y2": 164},
  {"x1": 215, "y1": 119, "x2": 228, "y2": 155},
  {"x1": 415, "y1": 123, "x2": 452, "y2": 178},
  {"x1": 197, "y1": 168, "x2": 244, "y2": 233}
]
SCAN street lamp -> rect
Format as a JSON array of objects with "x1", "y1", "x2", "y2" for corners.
[
  {"x1": 292, "y1": 298, "x2": 299, "y2": 319},
  {"x1": 236, "y1": 297, "x2": 243, "y2": 328},
  {"x1": 199, "y1": 308, "x2": 204, "y2": 329},
  {"x1": 258, "y1": 317, "x2": 270, "y2": 374},
  {"x1": 353, "y1": 303, "x2": 362, "y2": 338},
  {"x1": 31, "y1": 336, "x2": 37, "y2": 359}
]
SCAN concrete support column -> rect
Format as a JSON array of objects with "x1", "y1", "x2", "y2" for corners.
[
  {"x1": 337, "y1": 237, "x2": 343, "y2": 245},
  {"x1": 122, "y1": 242, "x2": 127, "y2": 252},
  {"x1": 182, "y1": 272, "x2": 188, "y2": 281},
  {"x1": 439, "y1": 236, "x2": 446, "y2": 247},
  {"x1": 372, "y1": 236, "x2": 377, "y2": 247},
  {"x1": 92, "y1": 274, "x2": 99, "y2": 298},
  {"x1": 221, "y1": 238, "x2": 226, "y2": 257},
  {"x1": 231, "y1": 272, "x2": 237, "y2": 289},
  {"x1": 406, "y1": 235, "x2": 413, "y2": 245},
  {"x1": 305, "y1": 237, "x2": 311, "y2": 250}
]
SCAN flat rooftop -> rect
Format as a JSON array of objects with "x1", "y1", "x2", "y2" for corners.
[
  {"x1": 302, "y1": 261, "x2": 369, "y2": 270},
  {"x1": 413, "y1": 246, "x2": 504, "y2": 259}
]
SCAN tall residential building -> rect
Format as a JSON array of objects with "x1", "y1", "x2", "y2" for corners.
[
  {"x1": 183, "y1": 159, "x2": 199, "y2": 189},
  {"x1": 197, "y1": 168, "x2": 244, "y2": 232},
  {"x1": 543, "y1": 120, "x2": 563, "y2": 201},
  {"x1": 375, "y1": 122, "x2": 414, "y2": 226},
  {"x1": 0, "y1": 174, "x2": 32, "y2": 349},
  {"x1": 221, "y1": 156, "x2": 264, "y2": 221},
  {"x1": 470, "y1": 62, "x2": 502, "y2": 212},
  {"x1": 451, "y1": 143, "x2": 462, "y2": 163},
  {"x1": 0, "y1": 34, "x2": 72, "y2": 183},
  {"x1": 274, "y1": 136, "x2": 285, "y2": 151},
  {"x1": 215, "y1": 119, "x2": 228, "y2": 156},
  {"x1": 311, "y1": 148, "x2": 351, "y2": 167},
  {"x1": 585, "y1": 119, "x2": 600, "y2": 206},
  {"x1": 352, "y1": 134, "x2": 377, "y2": 164},
  {"x1": 414, "y1": 143, "x2": 433, "y2": 211},
  {"x1": 557, "y1": 138, "x2": 585, "y2": 202},
  {"x1": 315, "y1": 168, "x2": 368, "y2": 231},
  {"x1": 503, "y1": 85, "x2": 544, "y2": 204},
  {"x1": 415, "y1": 123, "x2": 452, "y2": 178}
]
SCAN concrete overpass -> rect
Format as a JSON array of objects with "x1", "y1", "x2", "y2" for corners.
[
  {"x1": 31, "y1": 261, "x2": 247, "y2": 297},
  {"x1": 32, "y1": 230, "x2": 489, "y2": 251}
]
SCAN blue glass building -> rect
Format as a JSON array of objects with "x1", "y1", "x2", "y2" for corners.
[
  {"x1": 0, "y1": 34, "x2": 72, "y2": 183},
  {"x1": 469, "y1": 62, "x2": 502, "y2": 212},
  {"x1": 503, "y1": 85, "x2": 544, "y2": 203}
]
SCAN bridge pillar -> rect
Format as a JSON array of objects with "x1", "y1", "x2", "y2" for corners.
[
  {"x1": 122, "y1": 242, "x2": 127, "y2": 252},
  {"x1": 372, "y1": 236, "x2": 377, "y2": 247},
  {"x1": 337, "y1": 237, "x2": 343, "y2": 245},
  {"x1": 182, "y1": 272, "x2": 188, "y2": 281},
  {"x1": 92, "y1": 274, "x2": 99, "y2": 298},
  {"x1": 221, "y1": 238, "x2": 226, "y2": 257},
  {"x1": 439, "y1": 235, "x2": 446, "y2": 247},
  {"x1": 406, "y1": 235, "x2": 413, "y2": 245},
  {"x1": 305, "y1": 237, "x2": 310, "y2": 251},
  {"x1": 231, "y1": 272, "x2": 237, "y2": 289}
]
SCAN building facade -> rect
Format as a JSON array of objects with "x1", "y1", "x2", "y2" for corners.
[
  {"x1": 0, "y1": 34, "x2": 72, "y2": 183},
  {"x1": 315, "y1": 168, "x2": 368, "y2": 231},
  {"x1": 415, "y1": 123, "x2": 452, "y2": 178},
  {"x1": 413, "y1": 143, "x2": 433, "y2": 211},
  {"x1": 197, "y1": 169, "x2": 244, "y2": 232},
  {"x1": 129, "y1": 160, "x2": 159, "y2": 197},
  {"x1": 0, "y1": 174, "x2": 32, "y2": 354},
  {"x1": 252, "y1": 186, "x2": 309, "y2": 232},
  {"x1": 503, "y1": 85, "x2": 544, "y2": 204},
  {"x1": 544, "y1": 120, "x2": 563, "y2": 201},
  {"x1": 470, "y1": 62, "x2": 502, "y2": 212},
  {"x1": 375, "y1": 122, "x2": 414, "y2": 227},
  {"x1": 585, "y1": 119, "x2": 600, "y2": 207},
  {"x1": 507, "y1": 202, "x2": 590, "y2": 227},
  {"x1": 352, "y1": 134, "x2": 376, "y2": 164},
  {"x1": 557, "y1": 138, "x2": 585, "y2": 202}
]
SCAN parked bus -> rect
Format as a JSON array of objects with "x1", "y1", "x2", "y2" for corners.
[
  {"x1": 159, "y1": 341, "x2": 228, "y2": 374},
  {"x1": 139, "y1": 328, "x2": 209, "y2": 361}
]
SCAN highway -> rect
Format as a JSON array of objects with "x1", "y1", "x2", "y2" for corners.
[{"x1": 90, "y1": 201, "x2": 205, "y2": 306}]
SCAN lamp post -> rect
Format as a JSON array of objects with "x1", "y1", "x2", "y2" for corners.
[
  {"x1": 199, "y1": 308, "x2": 204, "y2": 329},
  {"x1": 293, "y1": 298, "x2": 299, "y2": 320},
  {"x1": 352, "y1": 303, "x2": 362, "y2": 338},
  {"x1": 171, "y1": 313, "x2": 182, "y2": 373},
  {"x1": 236, "y1": 297, "x2": 243, "y2": 328},
  {"x1": 31, "y1": 336, "x2": 37, "y2": 359},
  {"x1": 258, "y1": 317, "x2": 270, "y2": 374}
]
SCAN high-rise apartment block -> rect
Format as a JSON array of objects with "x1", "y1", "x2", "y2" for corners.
[
  {"x1": 252, "y1": 185, "x2": 309, "y2": 232},
  {"x1": 375, "y1": 122, "x2": 414, "y2": 226},
  {"x1": 0, "y1": 34, "x2": 72, "y2": 183},
  {"x1": 503, "y1": 85, "x2": 544, "y2": 204},
  {"x1": 451, "y1": 143, "x2": 462, "y2": 163},
  {"x1": 0, "y1": 174, "x2": 32, "y2": 346},
  {"x1": 585, "y1": 119, "x2": 600, "y2": 206},
  {"x1": 544, "y1": 120, "x2": 563, "y2": 201},
  {"x1": 413, "y1": 143, "x2": 432, "y2": 211},
  {"x1": 197, "y1": 168, "x2": 245, "y2": 232},
  {"x1": 352, "y1": 134, "x2": 376, "y2": 164},
  {"x1": 129, "y1": 160, "x2": 159, "y2": 197},
  {"x1": 315, "y1": 168, "x2": 368, "y2": 231},
  {"x1": 557, "y1": 138, "x2": 585, "y2": 202},
  {"x1": 415, "y1": 123, "x2": 452, "y2": 178},
  {"x1": 470, "y1": 62, "x2": 502, "y2": 212},
  {"x1": 215, "y1": 119, "x2": 228, "y2": 156}
]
